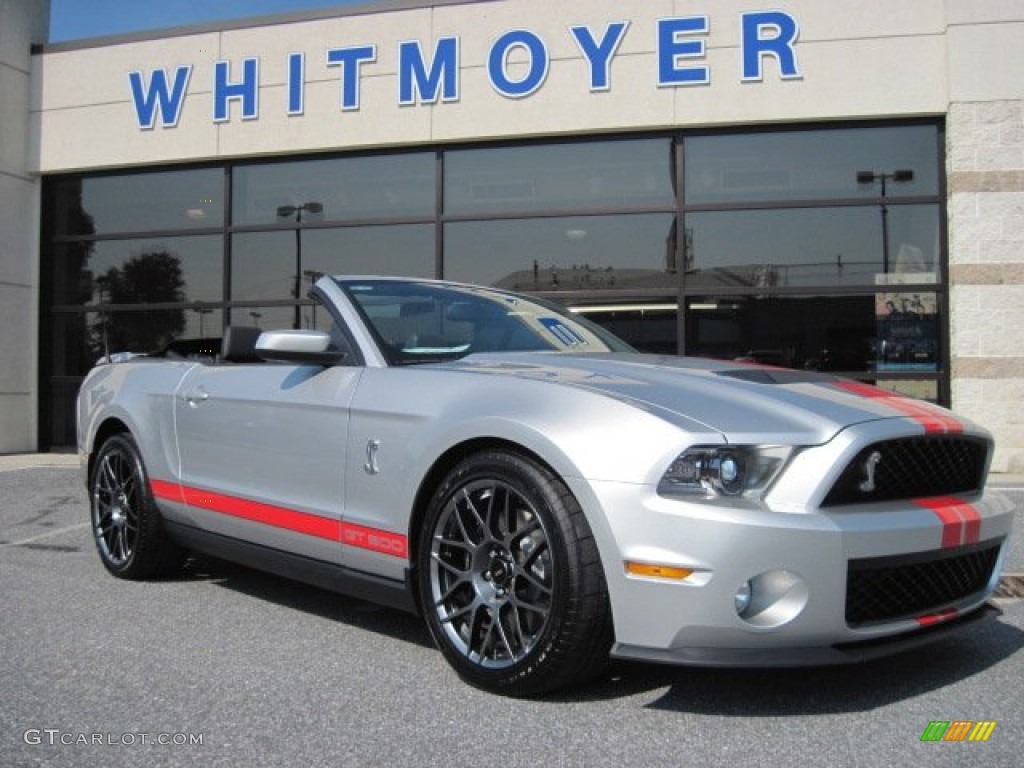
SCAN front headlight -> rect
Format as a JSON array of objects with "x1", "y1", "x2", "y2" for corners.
[{"x1": 658, "y1": 445, "x2": 793, "y2": 500}]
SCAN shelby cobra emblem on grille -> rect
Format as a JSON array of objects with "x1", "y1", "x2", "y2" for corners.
[{"x1": 858, "y1": 450, "x2": 883, "y2": 493}]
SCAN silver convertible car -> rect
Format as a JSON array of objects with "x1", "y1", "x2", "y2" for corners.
[{"x1": 77, "y1": 276, "x2": 1015, "y2": 695}]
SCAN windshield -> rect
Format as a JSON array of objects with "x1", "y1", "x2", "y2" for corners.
[{"x1": 337, "y1": 278, "x2": 633, "y2": 365}]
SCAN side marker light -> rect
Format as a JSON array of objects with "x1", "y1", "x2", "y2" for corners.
[{"x1": 625, "y1": 562, "x2": 694, "y2": 581}]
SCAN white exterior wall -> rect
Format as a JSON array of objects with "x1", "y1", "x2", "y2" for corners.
[
  {"x1": 1, "y1": 0, "x2": 47, "y2": 453},
  {"x1": 946, "y1": 1, "x2": 1024, "y2": 472},
  {"x1": 22, "y1": 0, "x2": 1024, "y2": 468},
  {"x1": 30, "y1": 0, "x2": 951, "y2": 172}
]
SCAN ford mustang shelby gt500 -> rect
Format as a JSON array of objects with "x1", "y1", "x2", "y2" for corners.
[{"x1": 77, "y1": 276, "x2": 1014, "y2": 695}]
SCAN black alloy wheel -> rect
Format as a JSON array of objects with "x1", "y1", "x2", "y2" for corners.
[
  {"x1": 418, "y1": 449, "x2": 612, "y2": 696},
  {"x1": 90, "y1": 433, "x2": 183, "y2": 579}
]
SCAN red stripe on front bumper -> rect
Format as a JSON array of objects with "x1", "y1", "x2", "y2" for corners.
[
  {"x1": 916, "y1": 607, "x2": 959, "y2": 627},
  {"x1": 914, "y1": 496, "x2": 982, "y2": 549}
]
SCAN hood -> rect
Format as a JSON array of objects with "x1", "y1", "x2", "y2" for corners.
[{"x1": 443, "y1": 352, "x2": 966, "y2": 445}]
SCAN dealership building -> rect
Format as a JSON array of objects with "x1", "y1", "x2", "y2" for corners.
[{"x1": 2, "y1": 0, "x2": 1023, "y2": 470}]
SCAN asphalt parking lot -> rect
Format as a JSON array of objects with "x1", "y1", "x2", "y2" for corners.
[{"x1": 2, "y1": 457, "x2": 1023, "y2": 768}]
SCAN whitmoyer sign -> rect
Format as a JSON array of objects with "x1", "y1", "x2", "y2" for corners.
[{"x1": 128, "y1": 11, "x2": 801, "y2": 129}]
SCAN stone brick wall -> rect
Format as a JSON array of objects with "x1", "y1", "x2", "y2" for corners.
[{"x1": 948, "y1": 100, "x2": 1024, "y2": 472}]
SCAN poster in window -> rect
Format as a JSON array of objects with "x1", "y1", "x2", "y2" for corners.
[{"x1": 874, "y1": 247, "x2": 937, "y2": 372}]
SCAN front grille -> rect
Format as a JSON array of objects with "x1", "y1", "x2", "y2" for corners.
[
  {"x1": 822, "y1": 435, "x2": 987, "y2": 507},
  {"x1": 845, "y1": 543, "x2": 1001, "y2": 626}
]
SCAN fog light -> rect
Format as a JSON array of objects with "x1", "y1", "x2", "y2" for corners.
[
  {"x1": 736, "y1": 570, "x2": 808, "y2": 628},
  {"x1": 734, "y1": 581, "x2": 753, "y2": 615}
]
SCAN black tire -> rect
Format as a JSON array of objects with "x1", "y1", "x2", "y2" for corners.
[
  {"x1": 417, "y1": 449, "x2": 612, "y2": 696},
  {"x1": 89, "y1": 433, "x2": 184, "y2": 579}
]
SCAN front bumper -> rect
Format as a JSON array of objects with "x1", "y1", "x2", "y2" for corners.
[
  {"x1": 612, "y1": 602, "x2": 1002, "y2": 667},
  {"x1": 569, "y1": 476, "x2": 1015, "y2": 665}
]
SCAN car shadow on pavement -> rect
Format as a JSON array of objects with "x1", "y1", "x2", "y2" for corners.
[
  {"x1": 174, "y1": 554, "x2": 435, "y2": 650},
  {"x1": 165, "y1": 554, "x2": 1024, "y2": 708},
  {"x1": 568, "y1": 610, "x2": 1024, "y2": 712}
]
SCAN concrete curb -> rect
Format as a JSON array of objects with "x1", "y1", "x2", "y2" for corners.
[{"x1": 0, "y1": 453, "x2": 80, "y2": 471}]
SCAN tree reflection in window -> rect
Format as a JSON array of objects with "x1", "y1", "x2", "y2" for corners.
[{"x1": 92, "y1": 250, "x2": 186, "y2": 355}]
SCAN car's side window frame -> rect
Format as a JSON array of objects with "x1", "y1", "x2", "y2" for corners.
[{"x1": 309, "y1": 286, "x2": 365, "y2": 367}]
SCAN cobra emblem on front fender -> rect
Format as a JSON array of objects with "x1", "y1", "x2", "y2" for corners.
[
  {"x1": 364, "y1": 440, "x2": 381, "y2": 475},
  {"x1": 858, "y1": 450, "x2": 883, "y2": 493}
]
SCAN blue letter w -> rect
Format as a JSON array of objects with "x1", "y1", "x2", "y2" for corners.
[{"x1": 128, "y1": 66, "x2": 192, "y2": 129}]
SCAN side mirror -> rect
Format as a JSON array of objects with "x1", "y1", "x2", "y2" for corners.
[{"x1": 255, "y1": 330, "x2": 345, "y2": 365}]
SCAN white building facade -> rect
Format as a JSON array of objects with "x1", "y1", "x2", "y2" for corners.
[{"x1": 2, "y1": 0, "x2": 1022, "y2": 470}]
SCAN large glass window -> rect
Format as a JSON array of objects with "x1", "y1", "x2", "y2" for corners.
[
  {"x1": 231, "y1": 225, "x2": 435, "y2": 301},
  {"x1": 683, "y1": 292, "x2": 940, "y2": 375},
  {"x1": 52, "y1": 236, "x2": 224, "y2": 308},
  {"x1": 684, "y1": 125, "x2": 940, "y2": 204},
  {"x1": 50, "y1": 169, "x2": 224, "y2": 235},
  {"x1": 232, "y1": 153, "x2": 435, "y2": 225},
  {"x1": 445, "y1": 214, "x2": 676, "y2": 291},
  {"x1": 684, "y1": 206, "x2": 940, "y2": 288},
  {"x1": 679, "y1": 122, "x2": 945, "y2": 401},
  {"x1": 687, "y1": 295, "x2": 864, "y2": 372},
  {"x1": 445, "y1": 139, "x2": 675, "y2": 214}
]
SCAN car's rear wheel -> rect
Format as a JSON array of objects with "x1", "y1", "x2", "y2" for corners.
[
  {"x1": 418, "y1": 449, "x2": 612, "y2": 696},
  {"x1": 90, "y1": 433, "x2": 183, "y2": 579}
]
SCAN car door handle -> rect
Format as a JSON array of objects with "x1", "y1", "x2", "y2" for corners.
[{"x1": 183, "y1": 388, "x2": 210, "y2": 407}]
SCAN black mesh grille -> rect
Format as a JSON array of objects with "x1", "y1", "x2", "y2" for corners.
[
  {"x1": 822, "y1": 436, "x2": 987, "y2": 507},
  {"x1": 845, "y1": 543, "x2": 1000, "y2": 626}
]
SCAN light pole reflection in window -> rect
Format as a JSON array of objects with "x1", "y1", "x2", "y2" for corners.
[
  {"x1": 856, "y1": 169, "x2": 913, "y2": 276},
  {"x1": 276, "y1": 202, "x2": 323, "y2": 329}
]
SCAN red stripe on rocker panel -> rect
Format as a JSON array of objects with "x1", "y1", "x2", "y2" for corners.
[
  {"x1": 149, "y1": 479, "x2": 408, "y2": 558},
  {"x1": 150, "y1": 479, "x2": 185, "y2": 504},
  {"x1": 833, "y1": 381, "x2": 963, "y2": 434},
  {"x1": 179, "y1": 484, "x2": 341, "y2": 540}
]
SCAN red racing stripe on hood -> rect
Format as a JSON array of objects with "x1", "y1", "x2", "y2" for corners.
[
  {"x1": 914, "y1": 496, "x2": 982, "y2": 549},
  {"x1": 833, "y1": 381, "x2": 963, "y2": 434}
]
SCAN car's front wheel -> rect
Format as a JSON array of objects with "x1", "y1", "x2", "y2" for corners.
[
  {"x1": 418, "y1": 449, "x2": 612, "y2": 696},
  {"x1": 89, "y1": 433, "x2": 183, "y2": 579}
]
